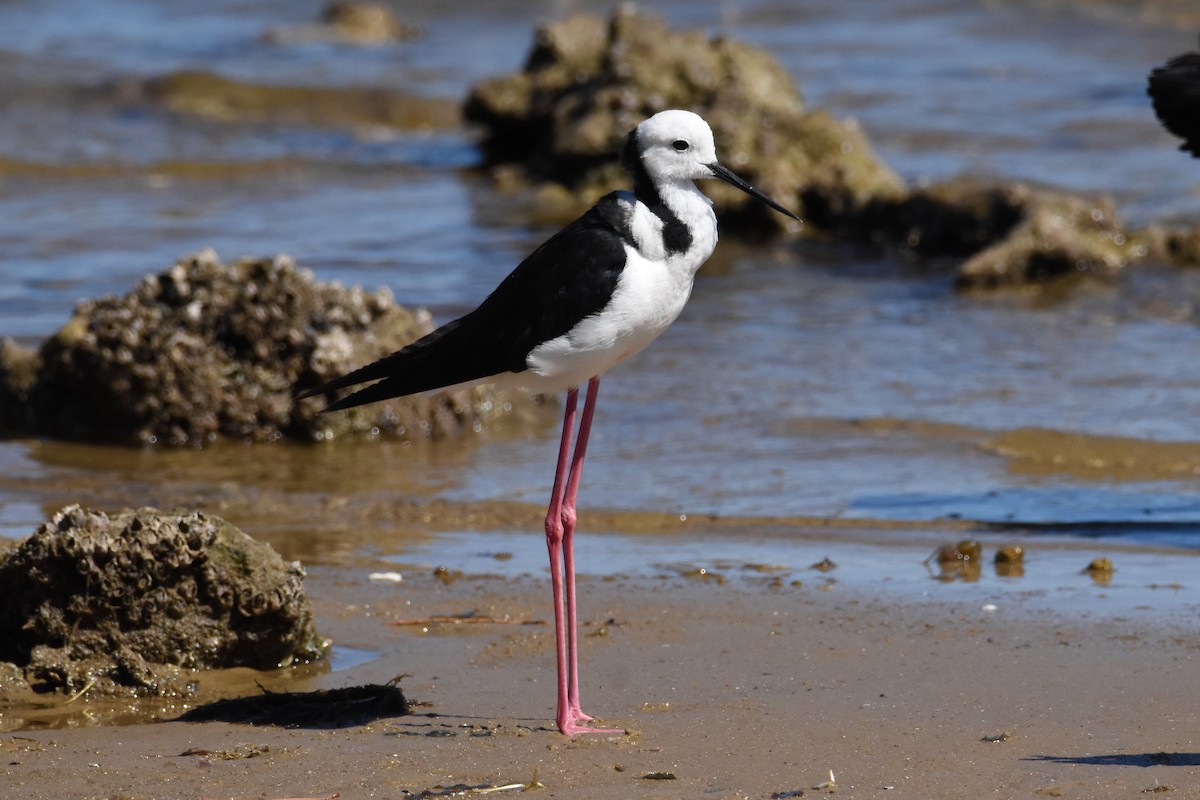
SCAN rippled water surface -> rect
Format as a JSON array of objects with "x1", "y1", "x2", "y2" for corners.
[{"x1": 1, "y1": 0, "x2": 1199, "y2": 572}]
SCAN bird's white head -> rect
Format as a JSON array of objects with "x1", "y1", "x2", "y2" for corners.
[
  {"x1": 624, "y1": 109, "x2": 802, "y2": 222},
  {"x1": 631, "y1": 109, "x2": 720, "y2": 185}
]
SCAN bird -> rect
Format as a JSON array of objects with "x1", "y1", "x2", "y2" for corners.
[
  {"x1": 297, "y1": 109, "x2": 801, "y2": 736},
  {"x1": 1148, "y1": 46, "x2": 1200, "y2": 157}
]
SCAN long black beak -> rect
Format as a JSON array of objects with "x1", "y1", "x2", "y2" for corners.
[{"x1": 708, "y1": 163, "x2": 802, "y2": 223}]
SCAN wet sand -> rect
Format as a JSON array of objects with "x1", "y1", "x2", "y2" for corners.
[{"x1": 4, "y1": 559, "x2": 1197, "y2": 799}]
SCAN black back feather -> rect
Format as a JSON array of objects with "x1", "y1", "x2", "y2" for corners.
[{"x1": 298, "y1": 197, "x2": 630, "y2": 412}]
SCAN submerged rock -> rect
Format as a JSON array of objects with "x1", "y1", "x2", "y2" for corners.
[
  {"x1": 849, "y1": 178, "x2": 1148, "y2": 287},
  {"x1": 1158, "y1": 222, "x2": 1200, "y2": 266},
  {"x1": 954, "y1": 192, "x2": 1138, "y2": 288},
  {"x1": 264, "y1": 1, "x2": 422, "y2": 46},
  {"x1": 926, "y1": 539, "x2": 984, "y2": 582},
  {"x1": 464, "y1": 7, "x2": 901, "y2": 233},
  {"x1": 0, "y1": 337, "x2": 39, "y2": 432},
  {"x1": 320, "y1": 1, "x2": 420, "y2": 42},
  {"x1": 0, "y1": 505, "x2": 326, "y2": 696},
  {"x1": 139, "y1": 70, "x2": 455, "y2": 130},
  {"x1": 19, "y1": 249, "x2": 532, "y2": 446},
  {"x1": 1083, "y1": 556, "x2": 1115, "y2": 586}
]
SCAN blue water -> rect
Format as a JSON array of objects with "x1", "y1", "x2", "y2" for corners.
[{"x1": 0, "y1": 0, "x2": 1198, "y2": 560}]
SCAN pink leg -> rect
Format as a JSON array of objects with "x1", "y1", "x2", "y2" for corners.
[
  {"x1": 545, "y1": 377, "x2": 620, "y2": 737},
  {"x1": 545, "y1": 387, "x2": 578, "y2": 734},
  {"x1": 562, "y1": 377, "x2": 604, "y2": 724}
]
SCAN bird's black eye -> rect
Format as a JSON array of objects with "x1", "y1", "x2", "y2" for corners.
[{"x1": 672, "y1": 139, "x2": 690, "y2": 152}]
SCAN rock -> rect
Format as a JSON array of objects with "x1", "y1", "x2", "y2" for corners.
[
  {"x1": 849, "y1": 178, "x2": 1146, "y2": 287},
  {"x1": 0, "y1": 505, "x2": 326, "y2": 696},
  {"x1": 0, "y1": 337, "x2": 39, "y2": 431},
  {"x1": 459, "y1": 9, "x2": 1196, "y2": 283},
  {"x1": 463, "y1": 7, "x2": 902, "y2": 233},
  {"x1": 955, "y1": 198, "x2": 1133, "y2": 288},
  {"x1": 0, "y1": 659, "x2": 24, "y2": 695},
  {"x1": 264, "y1": 1, "x2": 421, "y2": 46},
  {"x1": 461, "y1": 9, "x2": 1195, "y2": 285},
  {"x1": 829, "y1": 178, "x2": 1026, "y2": 256},
  {"x1": 320, "y1": 1, "x2": 419, "y2": 44},
  {"x1": 1162, "y1": 223, "x2": 1200, "y2": 265},
  {"x1": 20, "y1": 249, "x2": 532, "y2": 445}
]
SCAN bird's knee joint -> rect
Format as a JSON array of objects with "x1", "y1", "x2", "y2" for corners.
[{"x1": 545, "y1": 517, "x2": 564, "y2": 545}]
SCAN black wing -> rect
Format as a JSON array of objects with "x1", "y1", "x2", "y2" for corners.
[
  {"x1": 1148, "y1": 51, "x2": 1200, "y2": 157},
  {"x1": 298, "y1": 195, "x2": 631, "y2": 412}
]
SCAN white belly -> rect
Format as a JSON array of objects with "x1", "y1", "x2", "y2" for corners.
[{"x1": 522, "y1": 245, "x2": 697, "y2": 392}]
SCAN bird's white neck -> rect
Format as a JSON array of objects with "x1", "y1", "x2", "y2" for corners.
[
  {"x1": 659, "y1": 179, "x2": 716, "y2": 229},
  {"x1": 626, "y1": 178, "x2": 718, "y2": 272}
]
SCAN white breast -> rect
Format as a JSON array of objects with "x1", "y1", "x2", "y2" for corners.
[
  {"x1": 522, "y1": 251, "x2": 684, "y2": 389},
  {"x1": 523, "y1": 189, "x2": 719, "y2": 392}
]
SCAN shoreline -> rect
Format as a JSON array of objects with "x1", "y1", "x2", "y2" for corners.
[{"x1": 3, "y1": 555, "x2": 1198, "y2": 798}]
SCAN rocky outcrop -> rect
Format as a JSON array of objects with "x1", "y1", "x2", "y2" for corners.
[
  {"x1": 847, "y1": 179, "x2": 1146, "y2": 287},
  {"x1": 464, "y1": 7, "x2": 902, "y2": 234},
  {"x1": 0, "y1": 505, "x2": 326, "y2": 696},
  {"x1": 461, "y1": 7, "x2": 1196, "y2": 286},
  {"x1": 7, "y1": 250, "x2": 532, "y2": 446}
]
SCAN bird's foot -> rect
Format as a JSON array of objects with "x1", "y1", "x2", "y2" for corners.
[
  {"x1": 558, "y1": 710, "x2": 623, "y2": 737},
  {"x1": 559, "y1": 720, "x2": 625, "y2": 737}
]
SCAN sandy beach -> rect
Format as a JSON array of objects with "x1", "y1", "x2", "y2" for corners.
[
  {"x1": 4, "y1": 540, "x2": 1197, "y2": 800},
  {"x1": 1, "y1": 1, "x2": 1199, "y2": 797}
]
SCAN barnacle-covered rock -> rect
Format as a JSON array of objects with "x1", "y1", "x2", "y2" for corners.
[
  {"x1": 0, "y1": 505, "x2": 326, "y2": 696},
  {"x1": 20, "y1": 249, "x2": 533, "y2": 445},
  {"x1": 464, "y1": 7, "x2": 901, "y2": 233}
]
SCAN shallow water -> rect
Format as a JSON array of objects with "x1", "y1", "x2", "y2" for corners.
[
  {"x1": 396, "y1": 525, "x2": 1200, "y2": 626},
  {"x1": 1, "y1": 0, "x2": 1199, "y2": 576}
]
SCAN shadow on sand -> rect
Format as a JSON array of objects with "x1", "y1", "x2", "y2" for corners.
[
  {"x1": 1025, "y1": 753, "x2": 1200, "y2": 768},
  {"x1": 175, "y1": 683, "x2": 408, "y2": 728}
]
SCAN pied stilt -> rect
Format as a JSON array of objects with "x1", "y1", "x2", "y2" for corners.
[{"x1": 298, "y1": 109, "x2": 801, "y2": 736}]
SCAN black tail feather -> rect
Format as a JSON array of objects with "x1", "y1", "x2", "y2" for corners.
[
  {"x1": 296, "y1": 317, "x2": 517, "y2": 412},
  {"x1": 295, "y1": 348, "x2": 412, "y2": 403},
  {"x1": 295, "y1": 322, "x2": 459, "y2": 403},
  {"x1": 322, "y1": 372, "x2": 449, "y2": 413}
]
